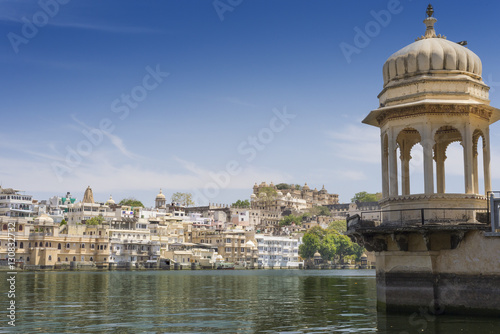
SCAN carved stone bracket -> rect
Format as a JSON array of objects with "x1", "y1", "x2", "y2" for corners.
[
  {"x1": 391, "y1": 233, "x2": 409, "y2": 251},
  {"x1": 422, "y1": 232, "x2": 432, "y2": 251},
  {"x1": 450, "y1": 231, "x2": 466, "y2": 249},
  {"x1": 362, "y1": 235, "x2": 388, "y2": 252}
]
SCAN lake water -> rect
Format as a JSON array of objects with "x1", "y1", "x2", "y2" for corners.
[{"x1": 1, "y1": 269, "x2": 499, "y2": 333}]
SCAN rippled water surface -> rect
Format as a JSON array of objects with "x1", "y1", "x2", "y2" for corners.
[{"x1": 1, "y1": 270, "x2": 499, "y2": 333}]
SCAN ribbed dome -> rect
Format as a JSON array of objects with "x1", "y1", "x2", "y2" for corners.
[
  {"x1": 383, "y1": 38, "x2": 482, "y2": 86},
  {"x1": 382, "y1": 7, "x2": 482, "y2": 86}
]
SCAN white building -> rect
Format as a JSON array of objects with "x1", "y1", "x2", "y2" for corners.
[
  {"x1": 0, "y1": 186, "x2": 35, "y2": 218},
  {"x1": 255, "y1": 235, "x2": 302, "y2": 268}
]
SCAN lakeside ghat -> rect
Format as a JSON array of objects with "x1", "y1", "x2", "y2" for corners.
[{"x1": 0, "y1": 184, "x2": 375, "y2": 272}]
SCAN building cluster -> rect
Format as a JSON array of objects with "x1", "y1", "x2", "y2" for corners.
[
  {"x1": 0, "y1": 185, "x2": 304, "y2": 270},
  {"x1": 0, "y1": 182, "x2": 380, "y2": 270}
]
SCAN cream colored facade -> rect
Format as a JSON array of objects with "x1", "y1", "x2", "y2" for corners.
[{"x1": 0, "y1": 216, "x2": 110, "y2": 268}]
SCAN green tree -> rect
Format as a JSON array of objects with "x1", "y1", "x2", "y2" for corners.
[
  {"x1": 328, "y1": 220, "x2": 347, "y2": 233},
  {"x1": 299, "y1": 233, "x2": 321, "y2": 259},
  {"x1": 309, "y1": 205, "x2": 331, "y2": 216},
  {"x1": 86, "y1": 215, "x2": 104, "y2": 225},
  {"x1": 232, "y1": 199, "x2": 250, "y2": 208},
  {"x1": 351, "y1": 243, "x2": 365, "y2": 261},
  {"x1": 276, "y1": 183, "x2": 292, "y2": 190},
  {"x1": 319, "y1": 233, "x2": 337, "y2": 261},
  {"x1": 171, "y1": 192, "x2": 195, "y2": 206},
  {"x1": 300, "y1": 226, "x2": 366, "y2": 263},
  {"x1": 119, "y1": 198, "x2": 144, "y2": 207},
  {"x1": 279, "y1": 214, "x2": 305, "y2": 226},
  {"x1": 350, "y1": 191, "x2": 382, "y2": 203},
  {"x1": 59, "y1": 219, "x2": 67, "y2": 227},
  {"x1": 334, "y1": 234, "x2": 354, "y2": 263}
]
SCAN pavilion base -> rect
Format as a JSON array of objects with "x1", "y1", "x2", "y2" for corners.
[{"x1": 348, "y1": 222, "x2": 500, "y2": 316}]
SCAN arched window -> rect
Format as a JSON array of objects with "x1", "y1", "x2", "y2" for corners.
[
  {"x1": 90, "y1": 257, "x2": 93, "y2": 261},
  {"x1": 57, "y1": 257, "x2": 60, "y2": 262},
  {"x1": 65, "y1": 257, "x2": 68, "y2": 261},
  {"x1": 48, "y1": 255, "x2": 52, "y2": 261},
  {"x1": 20, "y1": 242, "x2": 23, "y2": 249},
  {"x1": 27, "y1": 257, "x2": 30, "y2": 262},
  {"x1": 19, "y1": 225, "x2": 23, "y2": 231},
  {"x1": 45, "y1": 242, "x2": 48, "y2": 247},
  {"x1": 58, "y1": 243, "x2": 61, "y2": 250},
  {"x1": 73, "y1": 256, "x2": 76, "y2": 261},
  {"x1": 35, "y1": 242, "x2": 38, "y2": 247}
]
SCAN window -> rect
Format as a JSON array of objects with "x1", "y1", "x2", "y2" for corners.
[
  {"x1": 58, "y1": 243, "x2": 61, "y2": 250},
  {"x1": 73, "y1": 256, "x2": 76, "y2": 261},
  {"x1": 48, "y1": 255, "x2": 52, "y2": 261},
  {"x1": 57, "y1": 257, "x2": 60, "y2": 262},
  {"x1": 66, "y1": 243, "x2": 70, "y2": 248},
  {"x1": 241, "y1": 248, "x2": 245, "y2": 252}
]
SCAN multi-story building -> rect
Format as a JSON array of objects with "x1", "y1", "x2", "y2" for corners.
[
  {"x1": 0, "y1": 216, "x2": 110, "y2": 269},
  {"x1": 255, "y1": 235, "x2": 302, "y2": 268},
  {"x1": 0, "y1": 186, "x2": 35, "y2": 218}
]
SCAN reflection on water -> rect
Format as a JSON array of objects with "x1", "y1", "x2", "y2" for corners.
[{"x1": 0, "y1": 270, "x2": 498, "y2": 333}]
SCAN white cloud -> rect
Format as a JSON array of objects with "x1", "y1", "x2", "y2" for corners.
[{"x1": 326, "y1": 124, "x2": 380, "y2": 164}]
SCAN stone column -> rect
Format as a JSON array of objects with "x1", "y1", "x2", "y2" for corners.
[
  {"x1": 381, "y1": 133, "x2": 389, "y2": 198},
  {"x1": 388, "y1": 131, "x2": 398, "y2": 197},
  {"x1": 401, "y1": 148, "x2": 410, "y2": 196},
  {"x1": 422, "y1": 127, "x2": 434, "y2": 194},
  {"x1": 473, "y1": 151, "x2": 479, "y2": 195},
  {"x1": 483, "y1": 127, "x2": 492, "y2": 194},
  {"x1": 463, "y1": 124, "x2": 474, "y2": 194},
  {"x1": 435, "y1": 142, "x2": 446, "y2": 194}
]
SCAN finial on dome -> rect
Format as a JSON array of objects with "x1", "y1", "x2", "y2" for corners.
[
  {"x1": 422, "y1": 4, "x2": 437, "y2": 39},
  {"x1": 426, "y1": 4, "x2": 434, "y2": 17}
]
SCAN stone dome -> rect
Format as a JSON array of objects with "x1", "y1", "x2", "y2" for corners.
[
  {"x1": 106, "y1": 195, "x2": 115, "y2": 205},
  {"x1": 250, "y1": 193, "x2": 257, "y2": 199},
  {"x1": 156, "y1": 188, "x2": 166, "y2": 200},
  {"x1": 383, "y1": 38, "x2": 482, "y2": 86},
  {"x1": 277, "y1": 191, "x2": 283, "y2": 197},
  {"x1": 382, "y1": 8, "x2": 482, "y2": 87}
]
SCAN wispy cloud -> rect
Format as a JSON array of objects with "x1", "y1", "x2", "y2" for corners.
[
  {"x1": 70, "y1": 114, "x2": 140, "y2": 160},
  {"x1": 326, "y1": 124, "x2": 380, "y2": 164}
]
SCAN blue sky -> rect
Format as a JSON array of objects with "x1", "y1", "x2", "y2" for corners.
[{"x1": 2, "y1": 0, "x2": 500, "y2": 207}]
